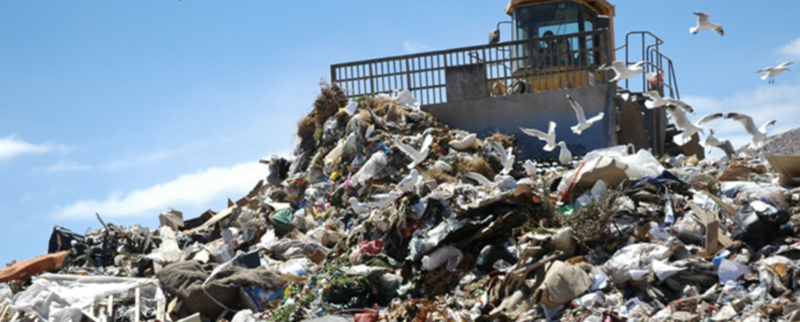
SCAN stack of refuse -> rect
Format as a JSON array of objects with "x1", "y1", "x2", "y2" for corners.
[{"x1": 2, "y1": 81, "x2": 800, "y2": 322}]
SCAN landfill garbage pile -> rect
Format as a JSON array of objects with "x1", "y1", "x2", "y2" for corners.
[{"x1": 3, "y1": 82, "x2": 800, "y2": 322}]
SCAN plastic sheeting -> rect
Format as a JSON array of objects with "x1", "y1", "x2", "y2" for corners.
[{"x1": 9, "y1": 274, "x2": 163, "y2": 322}]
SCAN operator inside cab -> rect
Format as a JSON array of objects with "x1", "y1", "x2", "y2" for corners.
[{"x1": 512, "y1": 1, "x2": 601, "y2": 68}]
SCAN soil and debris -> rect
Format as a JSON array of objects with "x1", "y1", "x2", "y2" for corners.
[{"x1": 2, "y1": 82, "x2": 800, "y2": 322}]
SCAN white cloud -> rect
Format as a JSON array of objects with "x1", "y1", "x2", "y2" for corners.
[
  {"x1": 682, "y1": 84, "x2": 800, "y2": 157},
  {"x1": 403, "y1": 40, "x2": 429, "y2": 54},
  {"x1": 33, "y1": 143, "x2": 202, "y2": 173},
  {"x1": 779, "y1": 36, "x2": 800, "y2": 59},
  {"x1": 0, "y1": 135, "x2": 57, "y2": 162},
  {"x1": 51, "y1": 161, "x2": 269, "y2": 219}
]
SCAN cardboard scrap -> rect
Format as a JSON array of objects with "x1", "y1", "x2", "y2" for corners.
[{"x1": 767, "y1": 155, "x2": 800, "y2": 187}]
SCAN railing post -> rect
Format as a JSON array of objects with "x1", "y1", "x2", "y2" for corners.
[
  {"x1": 369, "y1": 63, "x2": 375, "y2": 97},
  {"x1": 405, "y1": 58, "x2": 412, "y2": 91},
  {"x1": 330, "y1": 66, "x2": 337, "y2": 84}
]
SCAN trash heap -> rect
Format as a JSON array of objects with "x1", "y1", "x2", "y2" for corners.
[{"x1": 2, "y1": 82, "x2": 800, "y2": 322}]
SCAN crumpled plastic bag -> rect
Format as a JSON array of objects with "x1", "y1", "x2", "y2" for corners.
[
  {"x1": 672, "y1": 215, "x2": 705, "y2": 243},
  {"x1": 352, "y1": 151, "x2": 389, "y2": 186},
  {"x1": 395, "y1": 89, "x2": 421, "y2": 111},
  {"x1": 602, "y1": 243, "x2": 672, "y2": 284},
  {"x1": 421, "y1": 245, "x2": 463, "y2": 271}
]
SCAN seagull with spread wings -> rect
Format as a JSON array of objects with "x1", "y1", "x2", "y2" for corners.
[
  {"x1": 756, "y1": 61, "x2": 794, "y2": 84},
  {"x1": 668, "y1": 108, "x2": 724, "y2": 146},
  {"x1": 488, "y1": 140, "x2": 515, "y2": 175},
  {"x1": 394, "y1": 134, "x2": 433, "y2": 169},
  {"x1": 690, "y1": 12, "x2": 724, "y2": 36},
  {"x1": 520, "y1": 121, "x2": 557, "y2": 151},
  {"x1": 599, "y1": 61, "x2": 646, "y2": 82},
  {"x1": 724, "y1": 113, "x2": 776, "y2": 149},
  {"x1": 700, "y1": 129, "x2": 736, "y2": 158},
  {"x1": 567, "y1": 94, "x2": 604, "y2": 135},
  {"x1": 642, "y1": 91, "x2": 695, "y2": 114}
]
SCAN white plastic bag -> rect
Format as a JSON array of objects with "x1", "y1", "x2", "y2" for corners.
[
  {"x1": 158, "y1": 226, "x2": 181, "y2": 263},
  {"x1": 620, "y1": 149, "x2": 663, "y2": 178},
  {"x1": 395, "y1": 89, "x2": 421, "y2": 111},
  {"x1": 352, "y1": 151, "x2": 389, "y2": 186},
  {"x1": 421, "y1": 245, "x2": 463, "y2": 271},
  {"x1": 583, "y1": 145, "x2": 633, "y2": 162}
]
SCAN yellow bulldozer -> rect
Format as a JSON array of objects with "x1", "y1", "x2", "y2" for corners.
[{"x1": 331, "y1": 0, "x2": 686, "y2": 159}]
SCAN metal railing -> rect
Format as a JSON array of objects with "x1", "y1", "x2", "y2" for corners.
[
  {"x1": 331, "y1": 29, "x2": 613, "y2": 106},
  {"x1": 622, "y1": 31, "x2": 680, "y2": 99}
]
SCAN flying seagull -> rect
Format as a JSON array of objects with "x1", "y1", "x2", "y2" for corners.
[
  {"x1": 599, "y1": 61, "x2": 646, "y2": 82},
  {"x1": 690, "y1": 12, "x2": 724, "y2": 36},
  {"x1": 756, "y1": 61, "x2": 794, "y2": 84},
  {"x1": 567, "y1": 94, "x2": 604, "y2": 135},
  {"x1": 520, "y1": 121, "x2": 557, "y2": 151},
  {"x1": 700, "y1": 129, "x2": 735, "y2": 158},
  {"x1": 724, "y1": 113, "x2": 776, "y2": 149},
  {"x1": 394, "y1": 134, "x2": 433, "y2": 169},
  {"x1": 668, "y1": 108, "x2": 723, "y2": 146},
  {"x1": 488, "y1": 140, "x2": 515, "y2": 175},
  {"x1": 642, "y1": 91, "x2": 696, "y2": 114}
]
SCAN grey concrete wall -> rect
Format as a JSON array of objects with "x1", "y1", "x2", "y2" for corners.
[{"x1": 425, "y1": 84, "x2": 616, "y2": 161}]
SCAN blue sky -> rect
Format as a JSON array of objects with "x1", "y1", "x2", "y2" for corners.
[{"x1": 2, "y1": 1, "x2": 799, "y2": 264}]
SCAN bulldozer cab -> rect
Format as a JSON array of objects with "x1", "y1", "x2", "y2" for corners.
[{"x1": 494, "y1": 0, "x2": 615, "y2": 94}]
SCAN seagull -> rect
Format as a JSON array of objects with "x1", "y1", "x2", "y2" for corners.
[
  {"x1": 567, "y1": 94, "x2": 604, "y2": 135},
  {"x1": 433, "y1": 160, "x2": 452, "y2": 172},
  {"x1": 643, "y1": 91, "x2": 695, "y2": 114},
  {"x1": 690, "y1": 12, "x2": 724, "y2": 36},
  {"x1": 349, "y1": 197, "x2": 375, "y2": 215},
  {"x1": 488, "y1": 140, "x2": 514, "y2": 175},
  {"x1": 724, "y1": 113, "x2": 776, "y2": 149},
  {"x1": 395, "y1": 169, "x2": 419, "y2": 192},
  {"x1": 756, "y1": 61, "x2": 794, "y2": 84},
  {"x1": 665, "y1": 99, "x2": 695, "y2": 114},
  {"x1": 599, "y1": 61, "x2": 646, "y2": 82},
  {"x1": 449, "y1": 133, "x2": 478, "y2": 151},
  {"x1": 524, "y1": 160, "x2": 538, "y2": 177},
  {"x1": 464, "y1": 172, "x2": 494, "y2": 188},
  {"x1": 700, "y1": 129, "x2": 736, "y2": 158},
  {"x1": 668, "y1": 107, "x2": 723, "y2": 146},
  {"x1": 557, "y1": 141, "x2": 572, "y2": 165},
  {"x1": 368, "y1": 191, "x2": 403, "y2": 209},
  {"x1": 642, "y1": 90, "x2": 669, "y2": 109},
  {"x1": 394, "y1": 134, "x2": 433, "y2": 169},
  {"x1": 520, "y1": 121, "x2": 557, "y2": 151}
]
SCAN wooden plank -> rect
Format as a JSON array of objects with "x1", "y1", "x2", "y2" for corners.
[
  {"x1": 157, "y1": 298, "x2": 165, "y2": 322},
  {"x1": 703, "y1": 192, "x2": 739, "y2": 221},
  {"x1": 182, "y1": 205, "x2": 236, "y2": 236},
  {"x1": 134, "y1": 287, "x2": 141, "y2": 322},
  {"x1": 107, "y1": 294, "x2": 114, "y2": 318},
  {"x1": 705, "y1": 221, "x2": 720, "y2": 255},
  {"x1": 688, "y1": 201, "x2": 731, "y2": 253},
  {"x1": 0, "y1": 303, "x2": 9, "y2": 322}
]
